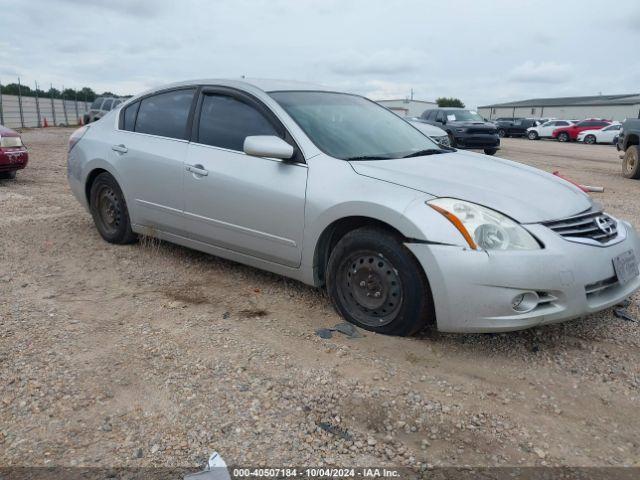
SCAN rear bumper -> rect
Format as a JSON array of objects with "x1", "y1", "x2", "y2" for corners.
[
  {"x1": 407, "y1": 220, "x2": 640, "y2": 333},
  {"x1": 0, "y1": 148, "x2": 28, "y2": 171}
]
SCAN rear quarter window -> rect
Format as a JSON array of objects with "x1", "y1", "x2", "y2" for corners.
[{"x1": 120, "y1": 101, "x2": 140, "y2": 131}]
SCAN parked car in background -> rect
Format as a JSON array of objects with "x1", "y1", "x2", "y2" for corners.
[
  {"x1": 83, "y1": 96, "x2": 124, "y2": 124},
  {"x1": 68, "y1": 79, "x2": 640, "y2": 334},
  {"x1": 618, "y1": 118, "x2": 640, "y2": 178},
  {"x1": 552, "y1": 119, "x2": 611, "y2": 142},
  {"x1": 494, "y1": 118, "x2": 542, "y2": 138},
  {"x1": 0, "y1": 124, "x2": 28, "y2": 179},
  {"x1": 406, "y1": 117, "x2": 450, "y2": 147},
  {"x1": 420, "y1": 107, "x2": 499, "y2": 155},
  {"x1": 526, "y1": 120, "x2": 575, "y2": 140},
  {"x1": 577, "y1": 123, "x2": 622, "y2": 144}
]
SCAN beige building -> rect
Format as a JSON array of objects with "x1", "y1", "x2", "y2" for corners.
[
  {"x1": 478, "y1": 94, "x2": 640, "y2": 122},
  {"x1": 377, "y1": 99, "x2": 437, "y2": 117}
]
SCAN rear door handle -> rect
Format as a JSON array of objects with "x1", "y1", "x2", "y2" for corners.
[
  {"x1": 186, "y1": 164, "x2": 208, "y2": 176},
  {"x1": 111, "y1": 144, "x2": 128, "y2": 154}
]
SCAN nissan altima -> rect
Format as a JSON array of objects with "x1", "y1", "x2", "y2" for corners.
[{"x1": 67, "y1": 79, "x2": 640, "y2": 335}]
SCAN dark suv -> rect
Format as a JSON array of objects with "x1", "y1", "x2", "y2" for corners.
[
  {"x1": 420, "y1": 108, "x2": 500, "y2": 155},
  {"x1": 494, "y1": 118, "x2": 542, "y2": 138},
  {"x1": 617, "y1": 118, "x2": 640, "y2": 179}
]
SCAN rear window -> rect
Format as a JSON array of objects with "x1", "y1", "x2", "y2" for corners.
[
  {"x1": 134, "y1": 89, "x2": 196, "y2": 139},
  {"x1": 90, "y1": 98, "x2": 103, "y2": 110},
  {"x1": 102, "y1": 99, "x2": 113, "y2": 111}
]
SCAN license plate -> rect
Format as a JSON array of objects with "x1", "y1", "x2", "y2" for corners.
[{"x1": 613, "y1": 250, "x2": 639, "y2": 286}]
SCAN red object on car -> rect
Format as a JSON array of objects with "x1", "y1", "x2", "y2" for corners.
[
  {"x1": 551, "y1": 119, "x2": 611, "y2": 142},
  {"x1": 0, "y1": 124, "x2": 29, "y2": 179}
]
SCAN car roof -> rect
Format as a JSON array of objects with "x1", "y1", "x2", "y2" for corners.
[{"x1": 135, "y1": 78, "x2": 332, "y2": 98}]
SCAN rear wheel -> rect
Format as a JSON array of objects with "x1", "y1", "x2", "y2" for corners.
[
  {"x1": 0, "y1": 170, "x2": 17, "y2": 180},
  {"x1": 89, "y1": 172, "x2": 137, "y2": 244},
  {"x1": 558, "y1": 132, "x2": 570, "y2": 142},
  {"x1": 622, "y1": 146, "x2": 640, "y2": 179},
  {"x1": 584, "y1": 134, "x2": 596, "y2": 144},
  {"x1": 527, "y1": 131, "x2": 539, "y2": 140},
  {"x1": 497, "y1": 128, "x2": 507, "y2": 138},
  {"x1": 326, "y1": 227, "x2": 434, "y2": 336},
  {"x1": 484, "y1": 148, "x2": 498, "y2": 155}
]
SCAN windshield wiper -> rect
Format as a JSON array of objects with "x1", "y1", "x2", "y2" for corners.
[
  {"x1": 345, "y1": 155, "x2": 393, "y2": 161},
  {"x1": 401, "y1": 149, "x2": 448, "y2": 159}
]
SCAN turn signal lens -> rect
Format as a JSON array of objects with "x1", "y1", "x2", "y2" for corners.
[
  {"x1": 430, "y1": 204, "x2": 478, "y2": 250},
  {"x1": 68, "y1": 125, "x2": 89, "y2": 152}
]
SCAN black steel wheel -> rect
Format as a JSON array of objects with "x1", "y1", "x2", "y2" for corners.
[
  {"x1": 326, "y1": 227, "x2": 434, "y2": 336},
  {"x1": 89, "y1": 172, "x2": 137, "y2": 244}
]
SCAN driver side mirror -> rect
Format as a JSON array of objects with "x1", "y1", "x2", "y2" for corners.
[{"x1": 243, "y1": 135, "x2": 294, "y2": 160}]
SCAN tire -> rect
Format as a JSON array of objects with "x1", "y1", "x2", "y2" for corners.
[
  {"x1": 0, "y1": 170, "x2": 17, "y2": 180},
  {"x1": 527, "y1": 131, "x2": 539, "y2": 140},
  {"x1": 622, "y1": 145, "x2": 640, "y2": 179},
  {"x1": 326, "y1": 227, "x2": 434, "y2": 336},
  {"x1": 497, "y1": 129, "x2": 507, "y2": 138},
  {"x1": 484, "y1": 148, "x2": 498, "y2": 155},
  {"x1": 584, "y1": 134, "x2": 596, "y2": 145},
  {"x1": 89, "y1": 172, "x2": 137, "y2": 244},
  {"x1": 447, "y1": 132, "x2": 456, "y2": 148},
  {"x1": 558, "y1": 132, "x2": 570, "y2": 142}
]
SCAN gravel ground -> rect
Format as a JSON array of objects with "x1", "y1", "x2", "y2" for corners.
[{"x1": 1, "y1": 129, "x2": 639, "y2": 473}]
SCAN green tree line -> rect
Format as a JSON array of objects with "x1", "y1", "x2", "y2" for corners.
[{"x1": 0, "y1": 83, "x2": 120, "y2": 102}]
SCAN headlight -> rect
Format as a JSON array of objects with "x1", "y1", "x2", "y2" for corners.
[
  {"x1": 427, "y1": 198, "x2": 540, "y2": 251},
  {"x1": 430, "y1": 135, "x2": 450, "y2": 146},
  {"x1": 0, "y1": 136, "x2": 23, "y2": 148}
]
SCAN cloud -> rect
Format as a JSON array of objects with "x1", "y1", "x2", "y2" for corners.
[
  {"x1": 328, "y1": 49, "x2": 429, "y2": 76},
  {"x1": 508, "y1": 61, "x2": 573, "y2": 83}
]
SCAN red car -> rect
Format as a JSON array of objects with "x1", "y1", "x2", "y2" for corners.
[
  {"x1": 0, "y1": 124, "x2": 28, "y2": 179},
  {"x1": 552, "y1": 119, "x2": 611, "y2": 142}
]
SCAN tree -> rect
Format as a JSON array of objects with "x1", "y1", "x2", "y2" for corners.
[{"x1": 436, "y1": 97, "x2": 465, "y2": 108}]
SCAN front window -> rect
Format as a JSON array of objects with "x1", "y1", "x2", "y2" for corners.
[
  {"x1": 270, "y1": 91, "x2": 442, "y2": 160},
  {"x1": 444, "y1": 110, "x2": 484, "y2": 122}
]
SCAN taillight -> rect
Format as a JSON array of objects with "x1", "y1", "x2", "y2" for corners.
[
  {"x1": 68, "y1": 125, "x2": 89, "y2": 152},
  {"x1": 0, "y1": 136, "x2": 23, "y2": 148}
]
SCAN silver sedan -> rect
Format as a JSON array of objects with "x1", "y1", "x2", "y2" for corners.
[{"x1": 67, "y1": 79, "x2": 640, "y2": 334}]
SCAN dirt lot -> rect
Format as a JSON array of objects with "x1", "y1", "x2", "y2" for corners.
[{"x1": 1, "y1": 129, "x2": 639, "y2": 472}]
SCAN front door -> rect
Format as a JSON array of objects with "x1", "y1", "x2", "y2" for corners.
[{"x1": 183, "y1": 90, "x2": 307, "y2": 267}]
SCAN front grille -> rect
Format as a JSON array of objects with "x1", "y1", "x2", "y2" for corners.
[
  {"x1": 543, "y1": 210, "x2": 618, "y2": 244},
  {"x1": 467, "y1": 128, "x2": 497, "y2": 135}
]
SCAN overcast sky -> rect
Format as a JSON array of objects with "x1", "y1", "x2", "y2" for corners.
[{"x1": 1, "y1": 0, "x2": 639, "y2": 107}]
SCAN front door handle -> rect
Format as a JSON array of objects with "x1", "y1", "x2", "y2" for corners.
[
  {"x1": 186, "y1": 164, "x2": 209, "y2": 176},
  {"x1": 111, "y1": 144, "x2": 128, "y2": 154}
]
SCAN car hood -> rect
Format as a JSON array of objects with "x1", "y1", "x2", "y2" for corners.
[
  {"x1": 409, "y1": 121, "x2": 447, "y2": 136},
  {"x1": 447, "y1": 121, "x2": 495, "y2": 129},
  {"x1": 349, "y1": 150, "x2": 593, "y2": 223}
]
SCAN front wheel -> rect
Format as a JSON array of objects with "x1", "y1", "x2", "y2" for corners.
[
  {"x1": 527, "y1": 131, "x2": 539, "y2": 140},
  {"x1": 484, "y1": 148, "x2": 498, "y2": 155},
  {"x1": 558, "y1": 132, "x2": 570, "y2": 142},
  {"x1": 584, "y1": 134, "x2": 596, "y2": 144},
  {"x1": 89, "y1": 172, "x2": 137, "y2": 244},
  {"x1": 622, "y1": 146, "x2": 640, "y2": 179},
  {"x1": 326, "y1": 227, "x2": 434, "y2": 336}
]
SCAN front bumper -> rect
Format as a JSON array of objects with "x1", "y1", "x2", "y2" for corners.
[
  {"x1": 453, "y1": 133, "x2": 500, "y2": 149},
  {"x1": 407, "y1": 220, "x2": 640, "y2": 333},
  {"x1": 0, "y1": 148, "x2": 28, "y2": 172}
]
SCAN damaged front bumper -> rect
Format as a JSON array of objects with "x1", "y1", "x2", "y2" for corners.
[{"x1": 407, "y1": 220, "x2": 640, "y2": 333}]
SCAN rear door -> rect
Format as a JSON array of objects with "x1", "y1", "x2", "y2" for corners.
[
  {"x1": 110, "y1": 88, "x2": 197, "y2": 236},
  {"x1": 183, "y1": 88, "x2": 308, "y2": 267}
]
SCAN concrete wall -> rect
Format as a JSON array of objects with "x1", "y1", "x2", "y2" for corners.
[
  {"x1": 0, "y1": 94, "x2": 89, "y2": 129},
  {"x1": 377, "y1": 99, "x2": 437, "y2": 117},
  {"x1": 479, "y1": 104, "x2": 640, "y2": 122}
]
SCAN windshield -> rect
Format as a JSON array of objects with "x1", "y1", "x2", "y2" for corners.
[
  {"x1": 445, "y1": 110, "x2": 484, "y2": 122},
  {"x1": 270, "y1": 91, "x2": 443, "y2": 160}
]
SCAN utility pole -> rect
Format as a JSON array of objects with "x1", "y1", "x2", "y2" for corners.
[
  {"x1": 34, "y1": 81, "x2": 42, "y2": 127},
  {"x1": 17, "y1": 77, "x2": 24, "y2": 128},
  {"x1": 50, "y1": 83, "x2": 57, "y2": 126}
]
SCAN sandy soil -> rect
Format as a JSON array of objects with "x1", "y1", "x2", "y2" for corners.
[{"x1": 1, "y1": 129, "x2": 639, "y2": 472}]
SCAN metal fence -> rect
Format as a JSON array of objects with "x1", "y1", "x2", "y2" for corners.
[{"x1": 0, "y1": 79, "x2": 90, "y2": 129}]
